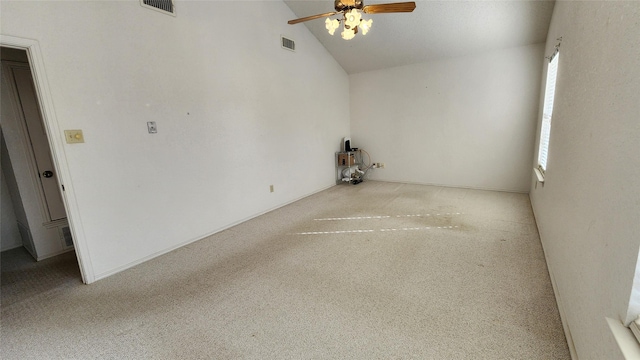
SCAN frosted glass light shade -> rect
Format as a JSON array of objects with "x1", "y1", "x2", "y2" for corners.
[
  {"x1": 341, "y1": 28, "x2": 356, "y2": 40},
  {"x1": 344, "y1": 9, "x2": 361, "y2": 28},
  {"x1": 325, "y1": 18, "x2": 340, "y2": 35},
  {"x1": 360, "y1": 18, "x2": 372, "y2": 35}
]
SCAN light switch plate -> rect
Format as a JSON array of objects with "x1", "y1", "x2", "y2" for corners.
[
  {"x1": 147, "y1": 121, "x2": 157, "y2": 134},
  {"x1": 64, "y1": 130, "x2": 84, "y2": 143}
]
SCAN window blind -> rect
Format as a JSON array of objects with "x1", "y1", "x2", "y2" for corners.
[{"x1": 537, "y1": 52, "x2": 559, "y2": 173}]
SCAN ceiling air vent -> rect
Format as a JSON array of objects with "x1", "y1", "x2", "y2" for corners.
[
  {"x1": 141, "y1": 0, "x2": 175, "y2": 16},
  {"x1": 281, "y1": 36, "x2": 295, "y2": 52}
]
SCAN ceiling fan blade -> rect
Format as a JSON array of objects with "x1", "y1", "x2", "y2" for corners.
[
  {"x1": 288, "y1": 12, "x2": 338, "y2": 25},
  {"x1": 362, "y1": 2, "x2": 416, "y2": 14}
]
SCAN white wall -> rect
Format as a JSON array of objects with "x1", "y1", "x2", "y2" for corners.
[
  {"x1": 350, "y1": 44, "x2": 544, "y2": 192},
  {"x1": 529, "y1": 1, "x2": 640, "y2": 359},
  {"x1": 0, "y1": 1, "x2": 350, "y2": 281}
]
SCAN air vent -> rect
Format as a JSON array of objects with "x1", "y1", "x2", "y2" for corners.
[
  {"x1": 141, "y1": 0, "x2": 175, "y2": 16},
  {"x1": 61, "y1": 226, "x2": 74, "y2": 247},
  {"x1": 281, "y1": 36, "x2": 295, "y2": 52}
]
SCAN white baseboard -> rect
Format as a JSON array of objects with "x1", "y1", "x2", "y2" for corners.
[
  {"x1": 530, "y1": 200, "x2": 579, "y2": 359},
  {"x1": 369, "y1": 178, "x2": 530, "y2": 194},
  {"x1": 36, "y1": 247, "x2": 75, "y2": 261}
]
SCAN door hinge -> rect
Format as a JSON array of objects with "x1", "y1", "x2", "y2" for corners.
[{"x1": 61, "y1": 184, "x2": 65, "y2": 191}]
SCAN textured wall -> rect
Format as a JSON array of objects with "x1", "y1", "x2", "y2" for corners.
[
  {"x1": 529, "y1": 1, "x2": 640, "y2": 359},
  {"x1": 1, "y1": 1, "x2": 350, "y2": 281},
  {"x1": 350, "y1": 44, "x2": 544, "y2": 192}
]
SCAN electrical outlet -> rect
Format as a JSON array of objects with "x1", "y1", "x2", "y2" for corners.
[{"x1": 379, "y1": 163, "x2": 385, "y2": 169}]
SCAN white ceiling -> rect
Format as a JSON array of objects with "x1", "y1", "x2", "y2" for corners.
[{"x1": 284, "y1": 0, "x2": 555, "y2": 74}]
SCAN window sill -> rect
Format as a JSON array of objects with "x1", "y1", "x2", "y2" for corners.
[
  {"x1": 607, "y1": 317, "x2": 640, "y2": 359},
  {"x1": 534, "y1": 167, "x2": 545, "y2": 183}
]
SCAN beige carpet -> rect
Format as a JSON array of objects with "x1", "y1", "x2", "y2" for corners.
[{"x1": 1, "y1": 181, "x2": 570, "y2": 359}]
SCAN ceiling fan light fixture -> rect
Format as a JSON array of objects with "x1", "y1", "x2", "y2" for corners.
[
  {"x1": 325, "y1": 18, "x2": 340, "y2": 35},
  {"x1": 328, "y1": 9, "x2": 370, "y2": 40},
  {"x1": 341, "y1": 27, "x2": 356, "y2": 40},
  {"x1": 360, "y1": 18, "x2": 373, "y2": 35},
  {"x1": 288, "y1": 0, "x2": 413, "y2": 41},
  {"x1": 344, "y1": 9, "x2": 362, "y2": 28}
]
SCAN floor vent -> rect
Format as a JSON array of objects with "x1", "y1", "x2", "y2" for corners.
[
  {"x1": 281, "y1": 36, "x2": 295, "y2": 51},
  {"x1": 141, "y1": 0, "x2": 175, "y2": 15},
  {"x1": 61, "y1": 226, "x2": 74, "y2": 247}
]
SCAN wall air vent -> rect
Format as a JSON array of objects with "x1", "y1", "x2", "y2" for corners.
[
  {"x1": 281, "y1": 36, "x2": 296, "y2": 52},
  {"x1": 141, "y1": 0, "x2": 176, "y2": 16},
  {"x1": 61, "y1": 226, "x2": 74, "y2": 248}
]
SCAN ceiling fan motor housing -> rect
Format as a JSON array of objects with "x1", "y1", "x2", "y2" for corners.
[{"x1": 335, "y1": 0, "x2": 364, "y2": 12}]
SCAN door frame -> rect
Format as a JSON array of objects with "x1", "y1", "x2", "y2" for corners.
[
  {"x1": 2, "y1": 61, "x2": 67, "y2": 224},
  {"x1": 1, "y1": 35, "x2": 93, "y2": 283}
]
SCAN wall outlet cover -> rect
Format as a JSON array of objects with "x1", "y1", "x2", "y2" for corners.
[{"x1": 147, "y1": 121, "x2": 157, "y2": 134}]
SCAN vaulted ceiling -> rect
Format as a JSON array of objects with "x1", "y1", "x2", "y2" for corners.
[{"x1": 284, "y1": 0, "x2": 555, "y2": 74}]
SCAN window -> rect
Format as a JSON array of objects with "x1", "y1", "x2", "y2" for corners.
[
  {"x1": 628, "y1": 250, "x2": 640, "y2": 330},
  {"x1": 537, "y1": 52, "x2": 559, "y2": 176}
]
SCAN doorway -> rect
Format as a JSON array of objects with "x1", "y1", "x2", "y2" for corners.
[{"x1": 1, "y1": 47, "x2": 76, "y2": 272}]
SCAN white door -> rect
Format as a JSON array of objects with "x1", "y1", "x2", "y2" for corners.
[{"x1": 3, "y1": 62, "x2": 66, "y2": 221}]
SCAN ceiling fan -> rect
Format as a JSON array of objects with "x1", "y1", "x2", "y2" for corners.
[{"x1": 288, "y1": 0, "x2": 416, "y2": 40}]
